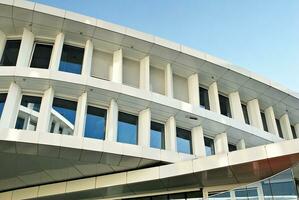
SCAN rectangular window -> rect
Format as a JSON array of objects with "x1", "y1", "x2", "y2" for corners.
[
  {"x1": 199, "y1": 87, "x2": 210, "y2": 110},
  {"x1": 59, "y1": 44, "x2": 84, "y2": 74},
  {"x1": 84, "y1": 106, "x2": 106, "y2": 140},
  {"x1": 204, "y1": 137, "x2": 215, "y2": 156},
  {"x1": 228, "y1": 144, "x2": 237, "y2": 152},
  {"x1": 261, "y1": 112, "x2": 268, "y2": 132},
  {"x1": 0, "y1": 40, "x2": 21, "y2": 66},
  {"x1": 0, "y1": 93, "x2": 7, "y2": 117},
  {"x1": 291, "y1": 125, "x2": 297, "y2": 139},
  {"x1": 276, "y1": 119, "x2": 283, "y2": 138},
  {"x1": 242, "y1": 104, "x2": 250, "y2": 124},
  {"x1": 30, "y1": 43, "x2": 53, "y2": 69},
  {"x1": 176, "y1": 127, "x2": 192, "y2": 154},
  {"x1": 150, "y1": 121, "x2": 165, "y2": 149},
  {"x1": 219, "y1": 94, "x2": 231, "y2": 118},
  {"x1": 117, "y1": 112, "x2": 138, "y2": 145},
  {"x1": 50, "y1": 98, "x2": 77, "y2": 135}
]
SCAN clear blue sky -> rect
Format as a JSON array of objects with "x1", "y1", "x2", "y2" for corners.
[{"x1": 32, "y1": 0, "x2": 299, "y2": 92}]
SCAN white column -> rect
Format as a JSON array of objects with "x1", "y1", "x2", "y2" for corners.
[
  {"x1": 236, "y1": 139, "x2": 246, "y2": 150},
  {"x1": 0, "y1": 31, "x2": 6, "y2": 60},
  {"x1": 36, "y1": 87, "x2": 54, "y2": 132},
  {"x1": 16, "y1": 28, "x2": 34, "y2": 67},
  {"x1": 111, "y1": 49, "x2": 123, "y2": 83},
  {"x1": 247, "y1": 99, "x2": 263, "y2": 130},
  {"x1": 208, "y1": 82, "x2": 221, "y2": 114},
  {"x1": 49, "y1": 32, "x2": 64, "y2": 71},
  {"x1": 138, "y1": 108, "x2": 151, "y2": 147},
  {"x1": 191, "y1": 126, "x2": 206, "y2": 157},
  {"x1": 81, "y1": 40, "x2": 93, "y2": 77},
  {"x1": 230, "y1": 190, "x2": 236, "y2": 200},
  {"x1": 165, "y1": 116, "x2": 176, "y2": 151},
  {"x1": 0, "y1": 82, "x2": 22, "y2": 128},
  {"x1": 279, "y1": 114, "x2": 293, "y2": 140},
  {"x1": 165, "y1": 63, "x2": 173, "y2": 98},
  {"x1": 202, "y1": 188, "x2": 209, "y2": 200},
  {"x1": 214, "y1": 132, "x2": 229, "y2": 154},
  {"x1": 257, "y1": 183, "x2": 265, "y2": 200},
  {"x1": 139, "y1": 56, "x2": 150, "y2": 91},
  {"x1": 295, "y1": 124, "x2": 299, "y2": 138},
  {"x1": 187, "y1": 73, "x2": 200, "y2": 106},
  {"x1": 74, "y1": 92, "x2": 87, "y2": 137},
  {"x1": 105, "y1": 99, "x2": 118, "y2": 142},
  {"x1": 229, "y1": 91, "x2": 245, "y2": 122},
  {"x1": 264, "y1": 106, "x2": 279, "y2": 136}
]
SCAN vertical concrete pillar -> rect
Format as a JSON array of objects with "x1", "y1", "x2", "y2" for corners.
[
  {"x1": 230, "y1": 190, "x2": 236, "y2": 200},
  {"x1": 202, "y1": 188, "x2": 209, "y2": 200},
  {"x1": 36, "y1": 87, "x2": 54, "y2": 132},
  {"x1": 138, "y1": 108, "x2": 151, "y2": 147},
  {"x1": 111, "y1": 49, "x2": 122, "y2": 83},
  {"x1": 264, "y1": 106, "x2": 279, "y2": 136},
  {"x1": 49, "y1": 32, "x2": 64, "y2": 71},
  {"x1": 16, "y1": 28, "x2": 34, "y2": 67},
  {"x1": 247, "y1": 99, "x2": 263, "y2": 130},
  {"x1": 208, "y1": 82, "x2": 221, "y2": 114},
  {"x1": 295, "y1": 124, "x2": 299, "y2": 138},
  {"x1": 139, "y1": 56, "x2": 150, "y2": 91},
  {"x1": 214, "y1": 132, "x2": 229, "y2": 154},
  {"x1": 74, "y1": 92, "x2": 87, "y2": 137},
  {"x1": 165, "y1": 63, "x2": 173, "y2": 98},
  {"x1": 187, "y1": 73, "x2": 200, "y2": 106},
  {"x1": 236, "y1": 139, "x2": 246, "y2": 150},
  {"x1": 257, "y1": 182, "x2": 265, "y2": 200},
  {"x1": 105, "y1": 99, "x2": 118, "y2": 142},
  {"x1": 229, "y1": 91, "x2": 245, "y2": 122},
  {"x1": 191, "y1": 126, "x2": 206, "y2": 157},
  {"x1": 81, "y1": 40, "x2": 93, "y2": 77},
  {"x1": 279, "y1": 114, "x2": 293, "y2": 140},
  {"x1": 165, "y1": 116, "x2": 176, "y2": 151},
  {"x1": 0, "y1": 31, "x2": 6, "y2": 60},
  {"x1": 0, "y1": 82, "x2": 22, "y2": 128}
]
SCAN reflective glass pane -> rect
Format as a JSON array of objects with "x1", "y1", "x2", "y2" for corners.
[
  {"x1": 228, "y1": 144, "x2": 237, "y2": 152},
  {"x1": 21, "y1": 95, "x2": 42, "y2": 112},
  {"x1": 59, "y1": 44, "x2": 84, "y2": 74},
  {"x1": 242, "y1": 104, "x2": 250, "y2": 124},
  {"x1": 291, "y1": 125, "x2": 297, "y2": 139},
  {"x1": 117, "y1": 112, "x2": 138, "y2": 145},
  {"x1": 219, "y1": 94, "x2": 231, "y2": 118},
  {"x1": 276, "y1": 119, "x2": 283, "y2": 138},
  {"x1": 199, "y1": 87, "x2": 210, "y2": 110},
  {"x1": 30, "y1": 43, "x2": 53, "y2": 69},
  {"x1": 176, "y1": 127, "x2": 192, "y2": 154},
  {"x1": 84, "y1": 106, "x2": 106, "y2": 140},
  {"x1": 0, "y1": 40, "x2": 21, "y2": 66},
  {"x1": 204, "y1": 137, "x2": 215, "y2": 156},
  {"x1": 150, "y1": 121, "x2": 165, "y2": 149},
  {"x1": 0, "y1": 93, "x2": 7, "y2": 117},
  {"x1": 260, "y1": 112, "x2": 268, "y2": 132}
]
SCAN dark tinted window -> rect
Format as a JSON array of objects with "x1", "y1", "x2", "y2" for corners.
[
  {"x1": 204, "y1": 137, "x2": 215, "y2": 156},
  {"x1": 52, "y1": 98, "x2": 77, "y2": 125},
  {"x1": 59, "y1": 44, "x2": 84, "y2": 74},
  {"x1": 117, "y1": 112, "x2": 138, "y2": 145},
  {"x1": 241, "y1": 104, "x2": 250, "y2": 124},
  {"x1": 219, "y1": 94, "x2": 231, "y2": 118},
  {"x1": 228, "y1": 144, "x2": 237, "y2": 152},
  {"x1": 176, "y1": 127, "x2": 192, "y2": 154},
  {"x1": 0, "y1": 40, "x2": 21, "y2": 66},
  {"x1": 291, "y1": 125, "x2": 297, "y2": 139},
  {"x1": 150, "y1": 121, "x2": 165, "y2": 149},
  {"x1": 261, "y1": 112, "x2": 268, "y2": 132},
  {"x1": 30, "y1": 43, "x2": 53, "y2": 69},
  {"x1": 21, "y1": 95, "x2": 42, "y2": 112},
  {"x1": 84, "y1": 106, "x2": 106, "y2": 140},
  {"x1": 15, "y1": 117, "x2": 25, "y2": 129},
  {"x1": 276, "y1": 119, "x2": 283, "y2": 138},
  {"x1": 0, "y1": 93, "x2": 7, "y2": 117},
  {"x1": 199, "y1": 87, "x2": 210, "y2": 110}
]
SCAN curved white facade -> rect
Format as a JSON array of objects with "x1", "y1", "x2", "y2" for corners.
[{"x1": 0, "y1": 1, "x2": 298, "y2": 199}]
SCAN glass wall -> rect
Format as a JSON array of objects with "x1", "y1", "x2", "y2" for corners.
[
  {"x1": 199, "y1": 87, "x2": 210, "y2": 110},
  {"x1": 117, "y1": 112, "x2": 138, "y2": 145},
  {"x1": 30, "y1": 43, "x2": 53, "y2": 69},
  {"x1": 176, "y1": 127, "x2": 192, "y2": 154},
  {"x1": 150, "y1": 121, "x2": 165, "y2": 149},
  {"x1": 204, "y1": 137, "x2": 215, "y2": 156},
  {"x1": 84, "y1": 105, "x2": 106, "y2": 140},
  {"x1": 219, "y1": 94, "x2": 231, "y2": 118},
  {"x1": 0, "y1": 40, "x2": 21, "y2": 66},
  {"x1": 59, "y1": 44, "x2": 84, "y2": 74},
  {"x1": 242, "y1": 104, "x2": 250, "y2": 125},
  {"x1": 0, "y1": 93, "x2": 7, "y2": 117}
]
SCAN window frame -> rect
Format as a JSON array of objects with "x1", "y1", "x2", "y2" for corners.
[
  {"x1": 218, "y1": 92, "x2": 232, "y2": 118},
  {"x1": 176, "y1": 126, "x2": 193, "y2": 154},
  {"x1": 199, "y1": 85, "x2": 210, "y2": 110},
  {"x1": 0, "y1": 39, "x2": 22, "y2": 66},
  {"x1": 29, "y1": 41, "x2": 54, "y2": 69},
  {"x1": 150, "y1": 119, "x2": 166, "y2": 149},
  {"x1": 117, "y1": 111, "x2": 139, "y2": 145}
]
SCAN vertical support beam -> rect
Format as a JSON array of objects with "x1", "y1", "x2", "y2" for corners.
[
  {"x1": 229, "y1": 91, "x2": 245, "y2": 122},
  {"x1": 264, "y1": 106, "x2": 279, "y2": 136},
  {"x1": 295, "y1": 124, "x2": 299, "y2": 139},
  {"x1": 105, "y1": 99, "x2": 118, "y2": 142},
  {"x1": 0, "y1": 82, "x2": 22, "y2": 128},
  {"x1": 230, "y1": 190, "x2": 236, "y2": 200},
  {"x1": 165, "y1": 63, "x2": 173, "y2": 98},
  {"x1": 280, "y1": 114, "x2": 293, "y2": 140},
  {"x1": 0, "y1": 31, "x2": 6, "y2": 60},
  {"x1": 208, "y1": 82, "x2": 221, "y2": 114},
  {"x1": 187, "y1": 73, "x2": 200, "y2": 106},
  {"x1": 111, "y1": 49, "x2": 123, "y2": 83},
  {"x1": 247, "y1": 99, "x2": 263, "y2": 130},
  {"x1": 191, "y1": 126, "x2": 206, "y2": 157},
  {"x1": 139, "y1": 56, "x2": 150, "y2": 90},
  {"x1": 16, "y1": 28, "x2": 34, "y2": 67},
  {"x1": 214, "y1": 132, "x2": 229, "y2": 154},
  {"x1": 257, "y1": 182, "x2": 265, "y2": 200},
  {"x1": 202, "y1": 188, "x2": 209, "y2": 200},
  {"x1": 165, "y1": 116, "x2": 176, "y2": 151},
  {"x1": 74, "y1": 92, "x2": 87, "y2": 137},
  {"x1": 138, "y1": 108, "x2": 151, "y2": 147},
  {"x1": 81, "y1": 40, "x2": 93, "y2": 77},
  {"x1": 49, "y1": 32, "x2": 64, "y2": 71},
  {"x1": 236, "y1": 139, "x2": 246, "y2": 150},
  {"x1": 36, "y1": 87, "x2": 54, "y2": 132}
]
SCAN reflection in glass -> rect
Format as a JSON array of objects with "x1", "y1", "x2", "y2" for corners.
[
  {"x1": 0, "y1": 93, "x2": 7, "y2": 117},
  {"x1": 30, "y1": 43, "x2": 53, "y2": 69},
  {"x1": 199, "y1": 87, "x2": 210, "y2": 110},
  {"x1": 150, "y1": 121, "x2": 165, "y2": 149},
  {"x1": 84, "y1": 106, "x2": 106, "y2": 140},
  {"x1": 260, "y1": 112, "x2": 268, "y2": 132},
  {"x1": 204, "y1": 137, "x2": 215, "y2": 156},
  {"x1": 291, "y1": 125, "x2": 297, "y2": 139},
  {"x1": 59, "y1": 44, "x2": 84, "y2": 74},
  {"x1": 219, "y1": 94, "x2": 231, "y2": 118},
  {"x1": 228, "y1": 144, "x2": 237, "y2": 152},
  {"x1": 0, "y1": 40, "x2": 21, "y2": 66},
  {"x1": 117, "y1": 112, "x2": 138, "y2": 145},
  {"x1": 242, "y1": 104, "x2": 250, "y2": 125},
  {"x1": 276, "y1": 119, "x2": 284, "y2": 138},
  {"x1": 176, "y1": 128, "x2": 192, "y2": 154}
]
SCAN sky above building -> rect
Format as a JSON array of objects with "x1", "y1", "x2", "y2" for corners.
[{"x1": 32, "y1": 0, "x2": 299, "y2": 92}]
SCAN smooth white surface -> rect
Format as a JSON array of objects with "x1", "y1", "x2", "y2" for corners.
[
  {"x1": 49, "y1": 32, "x2": 64, "y2": 71},
  {"x1": 0, "y1": 30, "x2": 6, "y2": 60},
  {"x1": 264, "y1": 106, "x2": 279, "y2": 136},
  {"x1": 36, "y1": 87, "x2": 54, "y2": 132},
  {"x1": 111, "y1": 49, "x2": 122, "y2": 83},
  {"x1": 191, "y1": 126, "x2": 206, "y2": 157},
  {"x1": 247, "y1": 99, "x2": 263, "y2": 130},
  {"x1": 106, "y1": 99, "x2": 118, "y2": 142},
  {"x1": 229, "y1": 91, "x2": 245, "y2": 123},
  {"x1": 280, "y1": 114, "x2": 293, "y2": 140},
  {"x1": 16, "y1": 28, "x2": 34, "y2": 68},
  {"x1": 82, "y1": 40, "x2": 93, "y2": 77},
  {"x1": 165, "y1": 63, "x2": 173, "y2": 98},
  {"x1": 214, "y1": 132, "x2": 229, "y2": 154},
  {"x1": 208, "y1": 82, "x2": 221, "y2": 114},
  {"x1": 236, "y1": 138, "x2": 246, "y2": 150},
  {"x1": 165, "y1": 116, "x2": 176, "y2": 151},
  {"x1": 74, "y1": 92, "x2": 87, "y2": 137},
  {"x1": 138, "y1": 108, "x2": 151, "y2": 147},
  {"x1": 188, "y1": 73, "x2": 200, "y2": 106},
  {"x1": 140, "y1": 56, "x2": 150, "y2": 91}
]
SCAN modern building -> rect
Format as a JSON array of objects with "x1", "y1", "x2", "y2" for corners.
[{"x1": 0, "y1": 1, "x2": 298, "y2": 199}]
